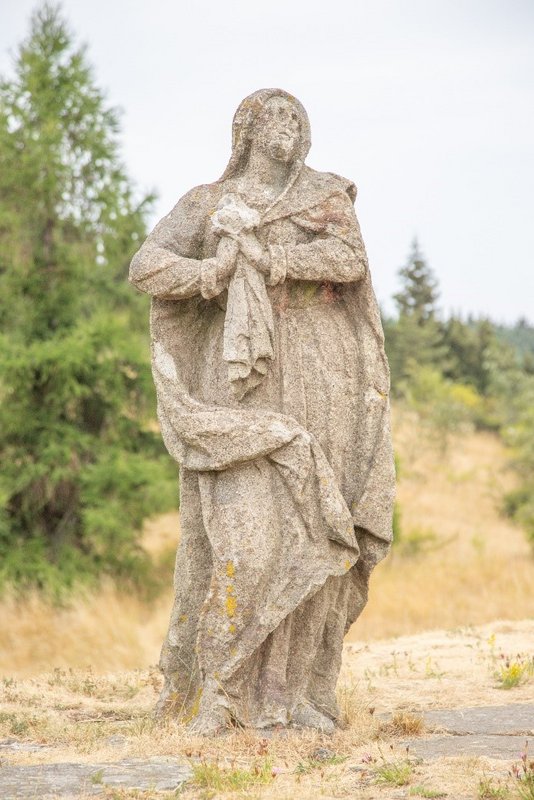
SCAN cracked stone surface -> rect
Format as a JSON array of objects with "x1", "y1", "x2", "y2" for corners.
[
  {"x1": 402, "y1": 733, "x2": 528, "y2": 760},
  {"x1": 423, "y1": 704, "x2": 534, "y2": 735},
  {"x1": 0, "y1": 756, "x2": 192, "y2": 799},
  {"x1": 401, "y1": 704, "x2": 533, "y2": 760},
  {"x1": 0, "y1": 739, "x2": 51, "y2": 753}
]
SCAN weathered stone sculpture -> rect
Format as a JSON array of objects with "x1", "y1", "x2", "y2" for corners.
[{"x1": 129, "y1": 89, "x2": 395, "y2": 735}]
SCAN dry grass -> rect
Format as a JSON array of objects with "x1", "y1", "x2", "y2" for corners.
[
  {"x1": 2, "y1": 412, "x2": 534, "y2": 798},
  {"x1": 350, "y1": 408, "x2": 534, "y2": 641},
  {"x1": 1, "y1": 622, "x2": 532, "y2": 799},
  {"x1": 381, "y1": 711, "x2": 425, "y2": 736},
  {"x1": 1, "y1": 410, "x2": 534, "y2": 679}
]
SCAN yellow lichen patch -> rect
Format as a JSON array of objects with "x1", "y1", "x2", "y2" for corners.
[
  {"x1": 345, "y1": 559, "x2": 351, "y2": 571},
  {"x1": 226, "y1": 561, "x2": 235, "y2": 578},
  {"x1": 188, "y1": 686, "x2": 203, "y2": 721},
  {"x1": 226, "y1": 584, "x2": 234, "y2": 595},
  {"x1": 179, "y1": 614, "x2": 188, "y2": 623},
  {"x1": 229, "y1": 623, "x2": 236, "y2": 634},
  {"x1": 226, "y1": 596, "x2": 237, "y2": 618}
]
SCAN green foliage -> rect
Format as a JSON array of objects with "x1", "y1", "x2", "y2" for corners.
[
  {"x1": 0, "y1": 4, "x2": 176, "y2": 595},
  {"x1": 442, "y1": 316, "x2": 496, "y2": 395},
  {"x1": 394, "y1": 238, "x2": 440, "y2": 324},
  {"x1": 478, "y1": 776, "x2": 512, "y2": 799},
  {"x1": 399, "y1": 364, "x2": 482, "y2": 451},
  {"x1": 485, "y1": 344, "x2": 534, "y2": 550},
  {"x1": 495, "y1": 317, "x2": 534, "y2": 361},
  {"x1": 494, "y1": 656, "x2": 534, "y2": 690},
  {"x1": 385, "y1": 240, "x2": 448, "y2": 388},
  {"x1": 384, "y1": 314, "x2": 448, "y2": 388},
  {"x1": 374, "y1": 757, "x2": 413, "y2": 787}
]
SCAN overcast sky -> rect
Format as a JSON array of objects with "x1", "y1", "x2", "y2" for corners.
[{"x1": 2, "y1": 0, "x2": 533, "y2": 322}]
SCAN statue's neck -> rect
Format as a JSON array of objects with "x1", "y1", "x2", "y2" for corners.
[{"x1": 242, "y1": 146, "x2": 291, "y2": 194}]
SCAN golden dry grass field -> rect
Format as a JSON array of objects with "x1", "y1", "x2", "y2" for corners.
[{"x1": 2, "y1": 408, "x2": 532, "y2": 676}]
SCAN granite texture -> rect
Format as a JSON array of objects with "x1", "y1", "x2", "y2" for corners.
[
  {"x1": 0, "y1": 757, "x2": 192, "y2": 798},
  {"x1": 129, "y1": 89, "x2": 395, "y2": 734}
]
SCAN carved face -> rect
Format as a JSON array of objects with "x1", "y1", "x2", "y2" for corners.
[{"x1": 250, "y1": 96, "x2": 301, "y2": 163}]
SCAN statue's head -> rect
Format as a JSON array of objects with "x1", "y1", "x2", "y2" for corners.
[{"x1": 220, "y1": 89, "x2": 311, "y2": 181}]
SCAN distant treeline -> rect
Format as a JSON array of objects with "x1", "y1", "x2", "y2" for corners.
[
  {"x1": 384, "y1": 240, "x2": 534, "y2": 550},
  {"x1": 0, "y1": 6, "x2": 532, "y2": 596}
]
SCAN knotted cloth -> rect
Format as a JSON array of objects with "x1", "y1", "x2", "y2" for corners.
[{"x1": 212, "y1": 193, "x2": 276, "y2": 399}]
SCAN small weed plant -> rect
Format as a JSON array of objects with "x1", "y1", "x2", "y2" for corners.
[
  {"x1": 510, "y1": 743, "x2": 534, "y2": 800},
  {"x1": 363, "y1": 745, "x2": 414, "y2": 787},
  {"x1": 495, "y1": 655, "x2": 534, "y2": 689},
  {"x1": 478, "y1": 776, "x2": 511, "y2": 799}
]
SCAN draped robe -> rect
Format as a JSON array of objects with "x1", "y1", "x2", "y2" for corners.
[{"x1": 129, "y1": 164, "x2": 395, "y2": 727}]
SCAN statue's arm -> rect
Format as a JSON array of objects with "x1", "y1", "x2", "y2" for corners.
[
  {"x1": 281, "y1": 192, "x2": 368, "y2": 283},
  {"x1": 129, "y1": 187, "x2": 232, "y2": 300}
]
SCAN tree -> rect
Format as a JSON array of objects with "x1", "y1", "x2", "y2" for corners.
[
  {"x1": 393, "y1": 238, "x2": 440, "y2": 324},
  {"x1": 442, "y1": 316, "x2": 496, "y2": 395},
  {"x1": 385, "y1": 239, "x2": 447, "y2": 387},
  {"x1": 0, "y1": 4, "x2": 176, "y2": 594}
]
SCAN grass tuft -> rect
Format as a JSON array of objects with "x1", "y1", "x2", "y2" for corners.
[
  {"x1": 191, "y1": 758, "x2": 274, "y2": 794},
  {"x1": 374, "y1": 758, "x2": 413, "y2": 786},
  {"x1": 478, "y1": 776, "x2": 512, "y2": 799},
  {"x1": 409, "y1": 786, "x2": 447, "y2": 798},
  {"x1": 383, "y1": 711, "x2": 425, "y2": 736}
]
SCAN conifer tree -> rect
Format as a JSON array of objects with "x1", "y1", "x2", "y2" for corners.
[
  {"x1": 386, "y1": 239, "x2": 446, "y2": 387},
  {"x1": 0, "y1": 4, "x2": 176, "y2": 593},
  {"x1": 393, "y1": 238, "x2": 440, "y2": 324}
]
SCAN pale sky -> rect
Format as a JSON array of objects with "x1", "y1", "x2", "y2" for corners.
[{"x1": 2, "y1": 0, "x2": 533, "y2": 323}]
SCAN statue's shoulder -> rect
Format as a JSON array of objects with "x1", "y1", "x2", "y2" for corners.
[
  {"x1": 170, "y1": 181, "x2": 223, "y2": 215},
  {"x1": 299, "y1": 165, "x2": 357, "y2": 203}
]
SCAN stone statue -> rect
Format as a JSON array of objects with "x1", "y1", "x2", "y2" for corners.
[{"x1": 129, "y1": 88, "x2": 395, "y2": 735}]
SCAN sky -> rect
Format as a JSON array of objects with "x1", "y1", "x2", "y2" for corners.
[{"x1": 1, "y1": 0, "x2": 533, "y2": 323}]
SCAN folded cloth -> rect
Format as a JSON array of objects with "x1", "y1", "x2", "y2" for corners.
[{"x1": 212, "y1": 194, "x2": 275, "y2": 399}]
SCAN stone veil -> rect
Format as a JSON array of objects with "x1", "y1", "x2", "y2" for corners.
[{"x1": 129, "y1": 88, "x2": 395, "y2": 733}]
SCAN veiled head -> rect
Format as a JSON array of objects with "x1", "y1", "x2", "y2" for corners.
[{"x1": 219, "y1": 89, "x2": 311, "y2": 181}]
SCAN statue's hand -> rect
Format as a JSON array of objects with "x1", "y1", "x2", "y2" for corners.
[
  {"x1": 216, "y1": 236, "x2": 239, "y2": 280},
  {"x1": 212, "y1": 194, "x2": 260, "y2": 236},
  {"x1": 235, "y1": 230, "x2": 270, "y2": 276}
]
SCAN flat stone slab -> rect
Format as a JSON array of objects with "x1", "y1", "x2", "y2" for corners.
[
  {"x1": 423, "y1": 704, "x2": 534, "y2": 735},
  {"x1": 0, "y1": 756, "x2": 192, "y2": 799},
  {"x1": 402, "y1": 733, "x2": 529, "y2": 760},
  {"x1": 394, "y1": 704, "x2": 533, "y2": 760},
  {"x1": 0, "y1": 738, "x2": 52, "y2": 753}
]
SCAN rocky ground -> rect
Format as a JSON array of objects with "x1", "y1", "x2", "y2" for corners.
[{"x1": 1, "y1": 620, "x2": 532, "y2": 799}]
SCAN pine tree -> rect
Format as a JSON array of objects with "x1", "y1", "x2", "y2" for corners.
[
  {"x1": 0, "y1": 4, "x2": 176, "y2": 594},
  {"x1": 442, "y1": 317, "x2": 495, "y2": 395},
  {"x1": 393, "y1": 238, "x2": 440, "y2": 324},
  {"x1": 386, "y1": 239, "x2": 447, "y2": 388}
]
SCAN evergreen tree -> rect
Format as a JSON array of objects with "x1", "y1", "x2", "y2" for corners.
[
  {"x1": 393, "y1": 238, "x2": 440, "y2": 324},
  {"x1": 0, "y1": 4, "x2": 176, "y2": 594},
  {"x1": 442, "y1": 317, "x2": 495, "y2": 395},
  {"x1": 386, "y1": 239, "x2": 446, "y2": 388}
]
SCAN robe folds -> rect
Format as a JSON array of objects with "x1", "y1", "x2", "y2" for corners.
[{"x1": 129, "y1": 164, "x2": 395, "y2": 727}]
